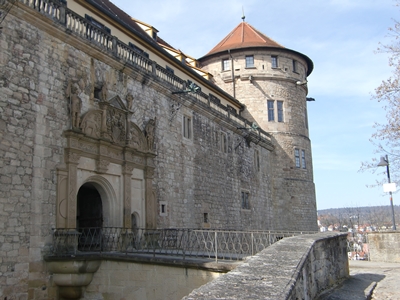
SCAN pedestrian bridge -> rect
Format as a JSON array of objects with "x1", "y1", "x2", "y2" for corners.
[{"x1": 44, "y1": 229, "x2": 347, "y2": 299}]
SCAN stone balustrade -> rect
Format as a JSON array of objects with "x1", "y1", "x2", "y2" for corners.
[{"x1": 10, "y1": 0, "x2": 273, "y2": 146}]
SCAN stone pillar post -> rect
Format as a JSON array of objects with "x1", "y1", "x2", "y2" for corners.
[
  {"x1": 56, "y1": 167, "x2": 68, "y2": 228},
  {"x1": 112, "y1": 36, "x2": 118, "y2": 57},
  {"x1": 65, "y1": 150, "x2": 80, "y2": 229},
  {"x1": 151, "y1": 61, "x2": 157, "y2": 76},
  {"x1": 144, "y1": 166, "x2": 156, "y2": 229},
  {"x1": 59, "y1": 5, "x2": 66, "y2": 25},
  {"x1": 123, "y1": 163, "x2": 134, "y2": 229}
]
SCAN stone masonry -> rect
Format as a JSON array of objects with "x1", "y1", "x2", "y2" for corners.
[
  {"x1": 184, "y1": 232, "x2": 349, "y2": 300},
  {"x1": 200, "y1": 38, "x2": 317, "y2": 231},
  {"x1": 0, "y1": 1, "x2": 318, "y2": 298}
]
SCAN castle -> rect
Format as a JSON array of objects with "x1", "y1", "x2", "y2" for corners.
[{"x1": 0, "y1": 0, "x2": 317, "y2": 298}]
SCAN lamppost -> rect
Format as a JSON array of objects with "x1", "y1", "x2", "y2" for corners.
[{"x1": 377, "y1": 155, "x2": 397, "y2": 230}]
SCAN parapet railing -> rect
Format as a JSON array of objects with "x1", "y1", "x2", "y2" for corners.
[
  {"x1": 51, "y1": 228, "x2": 317, "y2": 262},
  {"x1": 13, "y1": 0, "x2": 272, "y2": 144}
]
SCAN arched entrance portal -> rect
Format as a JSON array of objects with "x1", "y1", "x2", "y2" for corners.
[
  {"x1": 77, "y1": 183, "x2": 103, "y2": 229},
  {"x1": 77, "y1": 183, "x2": 103, "y2": 250}
]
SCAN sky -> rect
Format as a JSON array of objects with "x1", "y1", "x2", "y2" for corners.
[{"x1": 112, "y1": 0, "x2": 397, "y2": 210}]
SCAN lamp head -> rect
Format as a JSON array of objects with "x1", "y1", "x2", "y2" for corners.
[
  {"x1": 377, "y1": 156, "x2": 388, "y2": 167},
  {"x1": 296, "y1": 80, "x2": 308, "y2": 86}
]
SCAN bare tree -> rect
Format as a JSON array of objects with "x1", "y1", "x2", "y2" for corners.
[{"x1": 361, "y1": 2, "x2": 400, "y2": 186}]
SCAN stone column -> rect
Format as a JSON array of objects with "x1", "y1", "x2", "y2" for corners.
[
  {"x1": 56, "y1": 167, "x2": 68, "y2": 228},
  {"x1": 65, "y1": 150, "x2": 80, "y2": 229},
  {"x1": 123, "y1": 163, "x2": 134, "y2": 229},
  {"x1": 144, "y1": 166, "x2": 156, "y2": 229}
]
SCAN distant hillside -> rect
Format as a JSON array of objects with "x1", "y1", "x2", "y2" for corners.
[
  {"x1": 318, "y1": 205, "x2": 400, "y2": 216},
  {"x1": 317, "y1": 205, "x2": 400, "y2": 229}
]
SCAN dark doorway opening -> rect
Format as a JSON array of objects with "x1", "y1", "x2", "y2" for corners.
[{"x1": 77, "y1": 183, "x2": 103, "y2": 250}]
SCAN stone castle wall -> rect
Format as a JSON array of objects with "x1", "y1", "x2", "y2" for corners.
[
  {"x1": 81, "y1": 260, "x2": 223, "y2": 300},
  {"x1": 0, "y1": 10, "x2": 71, "y2": 298},
  {"x1": 200, "y1": 49, "x2": 317, "y2": 231},
  {"x1": 368, "y1": 231, "x2": 400, "y2": 262},
  {"x1": 0, "y1": 5, "x2": 277, "y2": 298}
]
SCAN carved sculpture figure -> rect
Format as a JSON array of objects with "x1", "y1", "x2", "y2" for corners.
[
  {"x1": 67, "y1": 81, "x2": 82, "y2": 129},
  {"x1": 101, "y1": 83, "x2": 108, "y2": 101},
  {"x1": 145, "y1": 118, "x2": 156, "y2": 151},
  {"x1": 126, "y1": 93, "x2": 134, "y2": 110}
]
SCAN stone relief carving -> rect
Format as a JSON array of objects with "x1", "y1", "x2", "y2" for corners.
[
  {"x1": 145, "y1": 118, "x2": 156, "y2": 151},
  {"x1": 70, "y1": 90, "x2": 153, "y2": 153},
  {"x1": 108, "y1": 96, "x2": 126, "y2": 111},
  {"x1": 132, "y1": 156, "x2": 145, "y2": 165},
  {"x1": 123, "y1": 163, "x2": 135, "y2": 174},
  {"x1": 66, "y1": 151, "x2": 80, "y2": 164},
  {"x1": 145, "y1": 167, "x2": 155, "y2": 178},
  {"x1": 96, "y1": 159, "x2": 110, "y2": 174},
  {"x1": 60, "y1": 86, "x2": 158, "y2": 231},
  {"x1": 80, "y1": 110, "x2": 102, "y2": 139},
  {"x1": 105, "y1": 108, "x2": 126, "y2": 144},
  {"x1": 128, "y1": 122, "x2": 147, "y2": 151}
]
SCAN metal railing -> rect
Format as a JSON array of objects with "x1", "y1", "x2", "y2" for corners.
[{"x1": 52, "y1": 228, "x2": 316, "y2": 262}]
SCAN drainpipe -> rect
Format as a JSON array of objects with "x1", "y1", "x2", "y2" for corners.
[{"x1": 228, "y1": 49, "x2": 236, "y2": 99}]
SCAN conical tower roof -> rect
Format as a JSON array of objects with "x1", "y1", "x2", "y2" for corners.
[
  {"x1": 200, "y1": 21, "x2": 313, "y2": 75},
  {"x1": 205, "y1": 21, "x2": 285, "y2": 56}
]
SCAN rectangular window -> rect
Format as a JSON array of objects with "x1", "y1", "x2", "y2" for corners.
[
  {"x1": 292, "y1": 60, "x2": 298, "y2": 73},
  {"x1": 241, "y1": 191, "x2": 250, "y2": 210},
  {"x1": 295, "y1": 148, "x2": 301, "y2": 168},
  {"x1": 245, "y1": 55, "x2": 254, "y2": 68},
  {"x1": 222, "y1": 59, "x2": 230, "y2": 71},
  {"x1": 277, "y1": 101, "x2": 284, "y2": 122},
  {"x1": 183, "y1": 115, "x2": 191, "y2": 139},
  {"x1": 267, "y1": 100, "x2": 275, "y2": 121},
  {"x1": 159, "y1": 201, "x2": 167, "y2": 216},
  {"x1": 301, "y1": 150, "x2": 306, "y2": 169},
  {"x1": 128, "y1": 42, "x2": 149, "y2": 58},
  {"x1": 85, "y1": 14, "x2": 111, "y2": 34},
  {"x1": 203, "y1": 213, "x2": 209, "y2": 223},
  {"x1": 227, "y1": 105, "x2": 237, "y2": 115},
  {"x1": 220, "y1": 132, "x2": 227, "y2": 153},
  {"x1": 271, "y1": 56, "x2": 278, "y2": 68}
]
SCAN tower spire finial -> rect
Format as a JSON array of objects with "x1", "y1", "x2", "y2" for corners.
[{"x1": 241, "y1": 7, "x2": 245, "y2": 22}]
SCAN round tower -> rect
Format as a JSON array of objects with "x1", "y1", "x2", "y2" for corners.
[{"x1": 199, "y1": 21, "x2": 317, "y2": 231}]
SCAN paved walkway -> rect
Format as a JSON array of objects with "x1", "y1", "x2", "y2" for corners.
[{"x1": 318, "y1": 260, "x2": 400, "y2": 300}]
